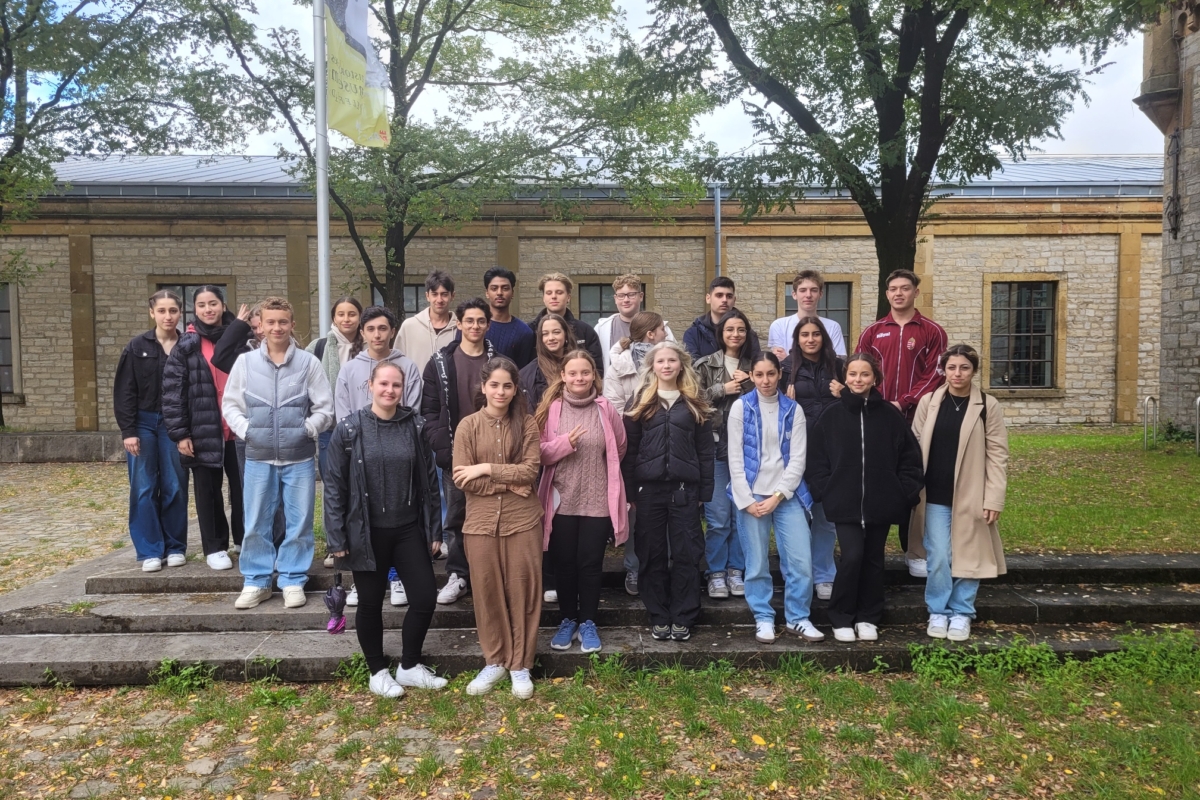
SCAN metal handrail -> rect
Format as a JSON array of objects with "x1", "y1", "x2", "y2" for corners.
[{"x1": 1144, "y1": 396, "x2": 1159, "y2": 450}]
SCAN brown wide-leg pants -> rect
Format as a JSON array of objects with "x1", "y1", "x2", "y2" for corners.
[{"x1": 464, "y1": 525, "x2": 543, "y2": 671}]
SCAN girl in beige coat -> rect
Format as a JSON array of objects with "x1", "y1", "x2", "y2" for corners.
[{"x1": 910, "y1": 345, "x2": 1009, "y2": 642}]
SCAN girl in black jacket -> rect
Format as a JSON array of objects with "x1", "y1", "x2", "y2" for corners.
[
  {"x1": 519, "y1": 313, "x2": 569, "y2": 413},
  {"x1": 113, "y1": 290, "x2": 189, "y2": 572},
  {"x1": 161, "y1": 286, "x2": 248, "y2": 571},
  {"x1": 621, "y1": 341, "x2": 715, "y2": 641},
  {"x1": 324, "y1": 361, "x2": 445, "y2": 698},
  {"x1": 807, "y1": 352, "x2": 924, "y2": 643}
]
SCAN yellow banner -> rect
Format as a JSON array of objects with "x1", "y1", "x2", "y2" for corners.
[{"x1": 325, "y1": 1, "x2": 389, "y2": 148}]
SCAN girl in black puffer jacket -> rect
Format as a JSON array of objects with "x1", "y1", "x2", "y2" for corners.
[
  {"x1": 621, "y1": 341, "x2": 714, "y2": 642},
  {"x1": 162, "y1": 286, "x2": 249, "y2": 569},
  {"x1": 807, "y1": 352, "x2": 924, "y2": 644}
]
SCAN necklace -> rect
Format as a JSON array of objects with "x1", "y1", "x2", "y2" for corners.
[{"x1": 948, "y1": 393, "x2": 969, "y2": 412}]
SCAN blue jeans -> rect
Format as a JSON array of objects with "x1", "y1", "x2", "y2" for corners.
[
  {"x1": 703, "y1": 460, "x2": 744, "y2": 575},
  {"x1": 737, "y1": 494, "x2": 814, "y2": 624},
  {"x1": 126, "y1": 410, "x2": 188, "y2": 561},
  {"x1": 923, "y1": 503, "x2": 980, "y2": 618},
  {"x1": 435, "y1": 464, "x2": 449, "y2": 538},
  {"x1": 810, "y1": 502, "x2": 837, "y2": 585},
  {"x1": 240, "y1": 459, "x2": 316, "y2": 589},
  {"x1": 316, "y1": 429, "x2": 332, "y2": 480}
]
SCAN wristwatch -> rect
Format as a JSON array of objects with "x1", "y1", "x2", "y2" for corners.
[{"x1": 772, "y1": 491, "x2": 786, "y2": 503}]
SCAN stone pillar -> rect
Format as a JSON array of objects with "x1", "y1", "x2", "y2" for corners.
[
  {"x1": 286, "y1": 234, "x2": 312, "y2": 341},
  {"x1": 69, "y1": 235, "x2": 98, "y2": 431},
  {"x1": 1115, "y1": 231, "x2": 1143, "y2": 423}
]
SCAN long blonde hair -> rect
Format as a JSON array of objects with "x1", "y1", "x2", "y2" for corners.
[
  {"x1": 626, "y1": 341, "x2": 710, "y2": 424},
  {"x1": 534, "y1": 349, "x2": 603, "y2": 430}
]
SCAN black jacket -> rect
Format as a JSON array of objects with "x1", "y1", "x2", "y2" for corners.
[
  {"x1": 209, "y1": 317, "x2": 254, "y2": 374},
  {"x1": 518, "y1": 360, "x2": 549, "y2": 413},
  {"x1": 682, "y1": 312, "x2": 762, "y2": 362},
  {"x1": 162, "y1": 321, "x2": 244, "y2": 469},
  {"x1": 621, "y1": 399, "x2": 716, "y2": 502},
  {"x1": 113, "y1": 330, "x2": 172, "y2": 437},
  {"x1": 323, "y1": 408, "x2": 442, "y2": 572},
  {"x1": 420, "y1": 339, "x2": 496, "y2": 470},
  {"x1": 530, "y1": 308, "x2": 604, "y2": 377},
  {"x1": 806, "y1": 388, "x2": 924, "y2": 526},
  {"x1": 781, "y1": 355, "x2": 845, "y2": 434}
]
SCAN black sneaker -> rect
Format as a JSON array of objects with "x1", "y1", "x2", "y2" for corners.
[
  {"x1": 624, "y1": 570, "x2": 639, "y2": 596},
  {"x1": 670, "y1": 625, "x2": 692, "y2": 641},
  {"x1": 651, "y1": 625, "x2": 672, "y2": 640}
]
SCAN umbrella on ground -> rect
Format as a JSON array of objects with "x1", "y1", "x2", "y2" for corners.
[{"x1": 325, "y1": 572, "x2": 348, "y2": 634}]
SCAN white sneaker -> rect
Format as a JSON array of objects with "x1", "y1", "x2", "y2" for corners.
[
  {"x1": 235, "y1": 586, "x2": 272, "y2": 609},
  {"x1": 927, "y1": 614, "x2": 949, "y2": 639},
  {"x1": 786, "y1": 619, "x2": 825, "y2": 641},
  {"x1": 815, "y1": 582, "x2": 833, "y2": 601},
  {"x1": 393, "y1": 664, "x2": 448, "y2": 690},
  {"x1": 141, "y1": 557, "x2": 163, "y2": 573},
  {"x1": 833, "y1": 627, "x2": 856, "y2": 642},
  {"x1": 228, "y1": 543, "x2": 241, "y2": 555},
  {"x1": 166, "y1": 553, "x2": 187, "y2": 567},
  {"x1": 906, "y1": 557, "x2": 928, "y2": 578},
  {"x1": 439, "y1": 542, "x2": 449, "y2": 559},
  {"x1": 368, "y1": 668, "x2": 404, "y2": 698},
  {"x1": 206, "y1": 551, "x2": 233, "y2": 571},
  {"x1": 855, "y1": 622, "x2": 878, "y2": 641},
  {"x1": 323, "y1": 554, "x2": 334, "y2": 568},
  {"x1": 390, "y1": 579, "x2": 408, "y2": 606},
  {"x1": 437, "y1": 573, "x2": 468, "y2": 604},
  {"x1": 510, "y1": 668, "x2": 534, "y2": 700},
  {"x1": 947, "y1": 615, "x2": 971, "y2": 641},
  {"x1": 755, "y1": 621, "x2": 776, "y2": 643},
  {"x1": 466, "y1": 664, "x2": 508, "y2": 696},
  {"x1": 282, "y1": 586, "x2": 307, "y2": 608},
  {"x1": 543, "y1": 589, "x2": 558, "y2": 604},
  {"x1": 346, "y1": 585, "x2": 358, "y2": 607}
]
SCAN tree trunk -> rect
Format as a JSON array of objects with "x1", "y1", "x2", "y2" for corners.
[
  {"x1": 384, "y1": 219, "x2": 406, "y2": 321},
  {"x1": 870, "y1": 220, "x2": 919, "y2": 321}
]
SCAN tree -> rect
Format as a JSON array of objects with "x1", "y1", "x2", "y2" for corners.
[
  {"x1": 207, "y1": 0, "x2": 707, "y2": 317},
  {"x1": 0, "y1": 0, "x2": 262, "y2": 427},
  {"x1": 638, "y1": 0, "x2": 1154, "y2": 318}
]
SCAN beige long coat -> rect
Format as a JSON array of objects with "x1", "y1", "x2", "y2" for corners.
[{"x1": 909, "y1": 385, "x2": 1009, "y2": 579}]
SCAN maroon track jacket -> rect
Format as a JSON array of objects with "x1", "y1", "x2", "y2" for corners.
[{"x1": 855, "y1": 310, "x2": 948, "y2": 421}]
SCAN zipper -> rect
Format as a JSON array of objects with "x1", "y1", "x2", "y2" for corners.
[
  {"x1": 894, "y1": 321, "x2": 904, "y2": 402},
  {"x1": 273, "y1": 360, "x2": 280, "y2": 463},
  {"x1": 859, "y1": 406, "x2": 866, "y2": 529}
]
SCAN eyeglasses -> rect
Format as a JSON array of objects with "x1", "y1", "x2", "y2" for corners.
[{"x1": 615, "y1": 292, "x2": 642, "y2": 300}]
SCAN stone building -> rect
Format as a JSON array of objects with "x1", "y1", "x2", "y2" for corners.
[
  {"x1": 0, "y1": 154, "x2": 1162, "y2": 432},
  {"x1": 1138, "y1": 6, "x2": 1200, "y2": 429}
]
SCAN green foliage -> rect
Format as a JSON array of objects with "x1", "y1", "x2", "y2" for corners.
[
  {"x1": 148, "y1": 659, "x2": 217, "y2": 697},
  {"x1": 333, "y1": 653, "x2": 371, "y2": 690},
  {"x1": 1087, "y1": 630, "x2": 1200, "y2": 684},
  {"x1": 910, "y1": 637, "x2": 1059, "y2": 685}
]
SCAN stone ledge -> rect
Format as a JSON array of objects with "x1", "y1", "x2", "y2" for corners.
[{"x1": 0, "y1": 431, "x2": 125, "y2": 463}]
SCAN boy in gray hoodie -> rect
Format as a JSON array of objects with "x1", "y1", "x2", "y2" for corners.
[
  {"x1": 222, "y1": 296, "x2": 334, "y2": 610},
  {"x1": 334, "y1": 306, "x2": 422, "y2": 420}
]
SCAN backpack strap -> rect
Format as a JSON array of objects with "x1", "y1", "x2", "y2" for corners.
[{"x1": 314, "y1": 337, "x2": 327, "y2": 361}]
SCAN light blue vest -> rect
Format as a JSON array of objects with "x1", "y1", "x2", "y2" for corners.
[{"x1": 729, "y1": 390, "x2": 812, "y2": 509}]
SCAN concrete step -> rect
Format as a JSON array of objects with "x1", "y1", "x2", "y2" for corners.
[
  {"x1": 6, "y1": 583, "x2": 1199, "y2": 636},
  {"x1": 80, "y1": 552, "x2": 1200, "y2": 595},
  {"x1": 0, "y1": 623, "x2": 1151, "y2": 687}
]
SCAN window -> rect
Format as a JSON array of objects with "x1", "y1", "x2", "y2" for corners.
[
  {"x1": 0, "y1": 284, "x2": 13, "y2": 394},
  {"x1": 990, "y1": 281, "x2": 1056, "y2": 389},
  {"x1": 783, "y1": 281, "x2": 853, "y2": 337},
  {"x1": 576, "y1": 282, "x2": 646, "y2": 327},
  {"x1": 157, "y1": 282, "x2": 229, "y2": 329},
  {"x1": 373, "y1": 285, "x2": 429, "y2": 315}
]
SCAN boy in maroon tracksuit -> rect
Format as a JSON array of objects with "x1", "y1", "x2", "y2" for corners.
[{"x1": 855, "y1": 269, "x2": 947, "y2": 577}]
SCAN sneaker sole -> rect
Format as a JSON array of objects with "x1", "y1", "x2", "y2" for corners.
[
  {"x1": 466, "y1": 681, "x2": 502, "y2": 696},
  {"x1": 784, "y1": 627, "x2": 826, "y2": 642},
  {"x1": 927, "y1": 629, "x2": 948, "y2": 639},
  {"x1": 707, "y1": 591, "x2": 730, "y2": 599},
  {"x1": 755, "y1": 634, "x2": 776, "y2": 644},
  {"x1": 235, "y1": 593, "x2": 271, "y2": 610},
  {"x1": 729, "y1": 589, "x2": 744, "y2": 597},
  {"x1": 549, "y1": 641, "x2": 574, "y2": 651},
  {"x1": 512, "y1": 686, "x2": 535, "y2": 700},
  {"x1": 947, "y1": 632, "x2": 970, "y2": 642}
]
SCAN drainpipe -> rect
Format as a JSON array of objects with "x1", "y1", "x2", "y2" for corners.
[{"x1": 712, "y1": 182, "x2": 723, "y2": 276}]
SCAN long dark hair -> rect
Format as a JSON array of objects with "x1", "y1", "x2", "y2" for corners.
[
  {"x1": 844, "y1": 351, "x2": 884, "y2": 391},
  {"x1": 351, "y1": 305, "x2": 398, "y2": 358},
  {"x1": 716, "y1": 308, "x2": 753, "y2": 357},
  {"x1": 331, "y1": 296, "x2": 364, "y2": 353},
  {"x1": 790, "y1": 315, "x2": 840, "y2": 382},
  {"x1": 533, "y1": 313, "x2": 570, "y2": 385},
  {"x1": 478, "y1": 356, "x2": 528, "y2": 462}
]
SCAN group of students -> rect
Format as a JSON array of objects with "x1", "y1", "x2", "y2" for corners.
[{"x1": 114, "y1": 265, "x2": 1009, "y2": 701}]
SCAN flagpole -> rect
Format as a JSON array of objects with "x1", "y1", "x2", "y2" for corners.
[{"x1": 314, "y1": 0, "x2": 331, "y2": 337}]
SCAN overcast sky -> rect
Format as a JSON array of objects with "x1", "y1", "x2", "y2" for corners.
[{"x1": 248, "y1": 1, "x2": 1164, "y2": 158}]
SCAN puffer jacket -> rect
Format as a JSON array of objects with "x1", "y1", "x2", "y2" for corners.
[
  {"x1": 323, "y1": 408, "x2": 443, "y2": 572},
  {"x1": 621, "y1": 398, "x2": 715, "y2": 502},
  {"x1": 519, "y1": 359, "x2": 550, "y2": 413},
  {"x1": 781, "y1": 354, "x2": 845, "y2": 434},
  {"x1": 420, "y1": 339, "x2": 496, "y2": 470},
  {"x1": 694, "y1": 350, "x2": 753, "y2": 461},
  {"x1": 162, "y1": 331, "x2": 226, "y2": 469},
  {"x1": 806, "y1": 387, "x2": 924, "y2": 527}
]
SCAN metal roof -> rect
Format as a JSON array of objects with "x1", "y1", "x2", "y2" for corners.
[{"x1": 51, "y1": 153, "x2": 1164, "y2": 199}]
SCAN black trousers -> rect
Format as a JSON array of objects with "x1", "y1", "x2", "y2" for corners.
[
  {"x1": 441, "y1": 469, "x2": 470, "y2": 582},
  {"x1": 897, "y1": 520, "x2": 909, "y2": 554},
  {"x1": 829, "y1": 523, "x2": 889, "y2": 628},
  {"x1": 193, "y1": 440, "x2": 244, "y2": 555},
  {"x1": 352, "y1": 523, "x2": 438, "y2": 673},
  {"x1": 549, "y1": 514, "x2": 612, "y2": 624},
  {"x1": 633, "y1": 484, "x2": 704, "y2": 629}
]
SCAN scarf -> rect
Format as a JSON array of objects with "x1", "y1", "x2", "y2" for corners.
[
  {"x1": 191, "y1": 310, "x2": 236, "y2": 343},
  {"x1": 630, "y1": 342, "x2": 653, "y2": 369}
]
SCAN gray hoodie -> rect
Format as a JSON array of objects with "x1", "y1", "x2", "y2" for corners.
[{"x1": 334, "y1": 348, "x2": 422, "y2": 421}]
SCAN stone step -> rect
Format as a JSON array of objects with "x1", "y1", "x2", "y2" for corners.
[
  {"x1": 81, "y1": 552, "x2": 1200, "y2": 595},
  {"x1": 6, "y1": 583, "x2": 1199, "y2": 636},
  {"x1": 0, "y1": 623, "x2": 1149, "y2": 687}
]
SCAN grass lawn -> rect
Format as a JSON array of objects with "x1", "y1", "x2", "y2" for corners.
[
  {"x1": 976, "y1": 428, "x2": 1200, "y2": 554},
  {"x1": 2, "y1": 631, "x2": 1198, "y2": 799}
]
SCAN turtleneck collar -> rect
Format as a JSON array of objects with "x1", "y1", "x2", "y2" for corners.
[
  {"x1": 757, "y1": 389, "x2": 779, "y2": 403},
  {"x1": 564, "y1": 387, "x2": 597, "y2": 407}
]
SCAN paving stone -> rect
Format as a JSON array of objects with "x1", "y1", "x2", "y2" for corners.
[
  {"x1": 134, "y1": 710, "x2": 174, "y2": 728},
  {"x1": 24, "y1": 725, "x2": 56, "y2": 738},
  {"x1": 69, "y1": 780, "x2": 117, "y2": 799},
  {"x1": 19, "y1": 749, "x2": 46, "y2": 762},
  {"x1": 168, "y1": 777, "x2": 204, "y2": 791},
  {"x1": 205, "y1": 776, "x2": 237, "y2": 793},
  {"x1": 184, "y1": 756, "x2": 218, "y2": 776}
]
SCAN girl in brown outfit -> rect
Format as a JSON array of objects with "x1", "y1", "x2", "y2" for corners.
[{"x1": 452, "y1": 356, "x2": 544, "y2": 700}]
